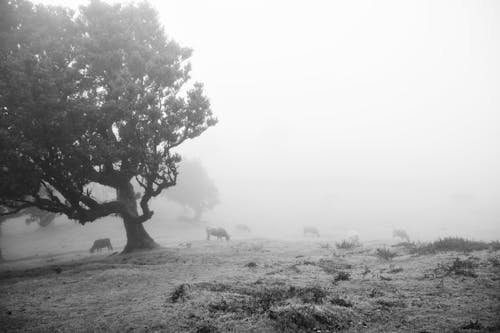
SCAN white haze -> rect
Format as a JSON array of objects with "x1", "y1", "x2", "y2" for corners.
[{"x1": 4, "y1": 0, "x2": 499, "y2": 258}]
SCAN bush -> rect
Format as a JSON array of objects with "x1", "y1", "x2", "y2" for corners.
[
  {"x1": 440, "y1": 258, "x2": 478, "y2": 278},
  {"x1": 269, "y1": 304, "x2": 353, "y2": 332},
  {"x1": 334, "y1": 271, "x2": 351, "y2": 283},
  {"x1": 336, "y1": 238, "x2": 360, "y2": 250},
  {"x1": 170, "y1": 283, "x2": 190, "y2": 303},
  {"x1": 412, "y1": 237, "x2": 490, "y2": 255},
  {"x1": 375, "y1": 248, "x2": 398, "y2": 261},
  {"x1": 329, "y1": 297, "x2": 353, "y2": 307}
]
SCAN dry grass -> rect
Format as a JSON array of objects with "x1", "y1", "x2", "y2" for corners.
[
  {"x1": 411, "y1": 237, "x2": 492, "y2": 255},
  {"x1": 1, "y1": 239, "x2": 499, "y2": 332}
]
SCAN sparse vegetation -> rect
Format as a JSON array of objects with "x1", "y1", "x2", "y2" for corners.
[
  {"x1": 375, "y1": 247, "x2": 398, "y2": 261},
  {"x1": 2, "y1": 239, "x2": 500, "y2": 332},
  {"x1": 334, "y1": 271, "x2": 351, "y2": 283},
  {"x1": 329, "y1": 296, "x2": 353, "y2": 307},
  {"x1": 461, "y1": 319, "x2": 483, "y2": 330},
  {"x1": 435, "y1": 258, "x2": 478, "y2": 278},
  {"x1": 269, "y1": 304, "x2": 353, "y2": 332},
  {"x1": 170, "y1": 283, "x2": 190, "y2": 303},
  {"x1": 318, "y1": 258, "x2": 352, "y2": 274},
  {"x1": 376, "y1": 298, "x2": 406, "y2": 308},
  {"x1": 411, "y1": 237, "x2": 492, "y2": 255},
  {"x1": 388, "y1": 266, "x2": 403, "y2": 273},
  {"x1": 336, "y1": 239, "x2": 360, "y2": 250}
]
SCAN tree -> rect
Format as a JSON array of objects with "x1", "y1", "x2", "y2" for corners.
[
  {"x1": 393, "y1": 229, "x2": 410, "y2": 242},
  {"x1": 0, "y1": 0, "x2": 216, "y2": 253},
  {"x1": 164, "y1": 159, "x2": 219, "y2": 222}
]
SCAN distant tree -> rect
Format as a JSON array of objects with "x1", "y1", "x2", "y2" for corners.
[
  {"x1": 163, "y1": 159, "x2": 219, "y2": 222},
  {"x1": 393, "y1": 229, "x2": 410, "y2": 242},
  {"x1": 0, "y1": 0, "x2": 216, "y2": 252}
]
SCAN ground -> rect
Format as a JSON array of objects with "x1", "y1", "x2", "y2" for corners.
[{"x1": 1, "y1": 239, "x2": 499, "y2": 333}]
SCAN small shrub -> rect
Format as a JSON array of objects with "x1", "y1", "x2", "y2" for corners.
[
  {"x1": 375, "y1": 248, "x2": 398, "y2": 261},
  {"x1": 269, "y1": 304, "x2": 352, "y2": 332},
  {"x1": 388, "y1": 267, "x2": 403, "y2": 274},
  {"x1": 336, "y1": 239, "x2": 360, "y2": 250},
  {"x1": 376, "y1": 298, "x2": 406, "y2": 308},
  {"x1": 319, "y1": 243, "x2": 331, "y2": 249},
  {"x1": 334, "y1": 271, "x2": 350, "y2": 283},
  {"x1": 488, "y1": 257, "x2": 500, "y2": 267},
  {"x1": 447, "y1": 258, "x2": 478, "y2": 277},
  {"x1": 329, "y1": 297, "x2": 353, "y2": 307},
  {"x1": 296, "y1": 285, "x2": 328, "y2": 304},
  {"x1": 170, "y1": 283, "x2": 190, "y2": 303},
  {"x1": 433, "y1": 258, "x2": 478, "y2": 278},
  {"x1": 196, "y1": 324, "x2": 219, "y2": 333},
  {"x1": 369, "y1": 288, "x2": 383, "y2": 298},
  {"x1": 245, "y1": 262, "x2": 257, "y2": 268},
  {"x1": 461, "y1": 319, "x2": 483, "y2": 330}
]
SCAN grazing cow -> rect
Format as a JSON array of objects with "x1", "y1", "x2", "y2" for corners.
[
  {"x1": 303, "y1": 226, "x2": 320, "y2": 237},
  {"x1": 90, "y1": 238, "x2": 113, "y2": 253},
  {"x1": 235, "y1": 224, "x2": 251, "y2": 232},
  {"x1": 206, "y1": 227, "x2": 230, "y2": 241}
]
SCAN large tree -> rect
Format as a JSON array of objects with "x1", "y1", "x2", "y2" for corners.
[
  {"x1": 0, "y1": 0, "x2": 216, "y2": 252},
  {"x1": 164, "y1": 158, "x2": 219, "y2": 222}
]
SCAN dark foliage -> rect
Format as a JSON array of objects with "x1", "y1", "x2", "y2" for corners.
[
  {"x1": 333, "y1": 271, "x2": 351, "y2": 283},
  {"x1": 329, "y1": 297, "x2": 353, "y2": 307},
  {"x1": 411, "y1": 237, "x2": 491, "y2": 255},
  {"x1": 269, "y1": 304, "x2": 353, "y2": 332},
  {"x1": 461, "y1": 320, "x2": 483, "y2": 330},
  {"x1": 170, "y1": 283, "x2": 190, "y2": 303},
  {"x1": 375, "y1": 248, "x2": 398, "y2": 261},
  {"x1": 436, "y1": 258, "x2": 478, "y2": 278},
  {"x1": 335, "y1": 239, "x2": 360, "y2": 250}
]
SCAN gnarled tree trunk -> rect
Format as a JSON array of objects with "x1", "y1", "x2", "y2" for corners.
[{"x1": 117, "y1": 182, "x2": 159, "y2": 253}]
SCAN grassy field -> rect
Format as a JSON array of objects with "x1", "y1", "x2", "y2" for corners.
[{"x1": 1, "y1": 239, "x2": 499, "y2": 332}]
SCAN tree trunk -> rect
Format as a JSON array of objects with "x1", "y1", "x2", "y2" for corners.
[{"x1": 117, "y1": 182, "x2": 159, "y2": 253}]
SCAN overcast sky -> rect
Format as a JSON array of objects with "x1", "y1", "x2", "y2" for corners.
[{"x1": 35, "y1": 0, "x2": 500, "y2": 240}]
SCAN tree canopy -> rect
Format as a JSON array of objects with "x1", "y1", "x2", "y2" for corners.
[{"x1": 0, "y1": 0, "x2": 216, "y2": 251}]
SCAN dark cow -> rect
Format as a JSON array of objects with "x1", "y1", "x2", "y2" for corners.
[
  {"x1": 90, "y1": 238, "x2": 113, "y2": 253},
  {"x1": 206, "y1": 227, "x2": 230, "y2": 241},
  {"x1": 303, "y1": 226, "x2": 320, "y2": 237}
]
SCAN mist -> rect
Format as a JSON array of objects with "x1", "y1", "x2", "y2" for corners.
[{"x1": 3, "y1": 0, "x2": 500, "y2": 259}]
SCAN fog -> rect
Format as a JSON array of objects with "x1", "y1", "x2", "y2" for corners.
[{"x1": 4, "y1": 0, "x2": 500, "y2": 258}]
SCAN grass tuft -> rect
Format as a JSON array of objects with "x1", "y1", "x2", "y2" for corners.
[{"x1": 170, "y1": 283, "x2": 190, "y2": 303}]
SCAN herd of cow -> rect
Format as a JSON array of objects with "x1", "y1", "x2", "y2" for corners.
[{"x1": 88, "y1": 225, "x2": 322, "y2": 253}]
